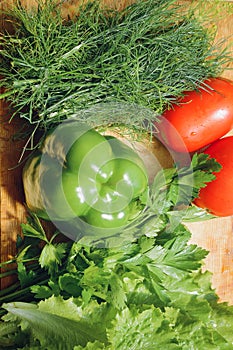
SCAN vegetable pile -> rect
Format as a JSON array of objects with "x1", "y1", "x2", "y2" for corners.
[
  {"x1": 1, "y1": 0, "x2": 233, "y2": 349},
  {"x1": 1, "y1": 154, "x2": 233, "y2": 350}
]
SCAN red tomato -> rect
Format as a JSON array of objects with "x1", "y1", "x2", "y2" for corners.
[
  {"x1": 194, "y1": 136, "x2": 233, "y2": 217},
  {"x1": 156, "y1": 77, "x2": 233, "y2": 153}
]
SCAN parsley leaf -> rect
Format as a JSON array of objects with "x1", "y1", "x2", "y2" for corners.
[{"x1": 39, "y1": 243, "x2": 67, "y2": 276}]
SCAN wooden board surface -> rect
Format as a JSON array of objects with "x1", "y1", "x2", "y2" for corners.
[
  {"x1": 0, "y1": 0, "x2": 233, "y2": 304},
  {"x1": 187, "y1": 217, "x2": 233, "y2": 304}
]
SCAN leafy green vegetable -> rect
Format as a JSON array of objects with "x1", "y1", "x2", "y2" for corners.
[
  {"x1": 0, "y1": 0, "x2": 230, "y2": 140},
  {"x1": 1, "y1": 153, "x2": 233, "y2": 349},
  {"x1": 2, "y1": 293, "x2": 233, "y2": 349},
  {"x1": 1, "y1": 297, "x2": 108, "y2": 350}
]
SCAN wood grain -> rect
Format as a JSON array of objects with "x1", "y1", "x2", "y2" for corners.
[
  {"x1": 0, "y1": 0, "x2": 233, "y2": 303},
  {"x1": 187, "y1": 216, "x2": 233, "y2": 304},
  {"x1": 0, "y1": 100, "x2": 28, "y2": 289}
]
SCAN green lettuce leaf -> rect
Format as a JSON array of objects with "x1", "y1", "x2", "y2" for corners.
[{"x1": 2, "y1": 296, "x2": 108, "y2": 350}]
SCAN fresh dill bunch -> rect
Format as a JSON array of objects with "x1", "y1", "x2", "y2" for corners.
[{"x1": 0, "y1": 0, "x2": 230, "y2": 135}]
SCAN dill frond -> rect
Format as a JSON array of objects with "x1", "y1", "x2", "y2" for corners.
[{"x1": 0, "y1": 0, "x2": 231, "y2": 136}]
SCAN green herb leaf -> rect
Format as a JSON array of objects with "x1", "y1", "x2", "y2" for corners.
[
  {"x1": 58, "y1": 273, "x2": 82, "y2": 298},
  {"x1": 106, "y1": 306, "x2": 179, "y2": 350},
  {"x1": 21, "y1": 212, "x2": 48, "y2": 242},
  {"x1": 17, "y1": 262, "x2": 36, "y2": 288},
  {"x1": 30, "y1": 285, "x2": 54, "y2": 299},
  {"x1": 39, "y1": 243, "x2": 67, "y2": 275}
]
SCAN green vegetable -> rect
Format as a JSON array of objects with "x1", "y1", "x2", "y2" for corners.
[
  {"x1": 1, "y1": 218, "x2": 233, "y2": 349},
  {"x1": 2, "y1": 294, "x2": 233, "y2": 350},
  {"x1": 23, "y1": 122, "x2": 148, "y2": 235},
  {"x1": 1, "y1": 153, "x2": 228, "y2": 350},
  {"x1": 0, "y1": 0, "x2": 230, "y2": 144}
]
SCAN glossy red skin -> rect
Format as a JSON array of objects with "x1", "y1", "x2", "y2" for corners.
[
  {"x1": 194, "y1": 136, "x2": 233, "y2": 217},
  {"x1": 158, "y1": 78, "x2": 233, "y2": 153}
]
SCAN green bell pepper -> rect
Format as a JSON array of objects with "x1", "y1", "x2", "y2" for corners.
[{"x1": 23, "y1": 122, "x2": 148, "y2": 233}]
